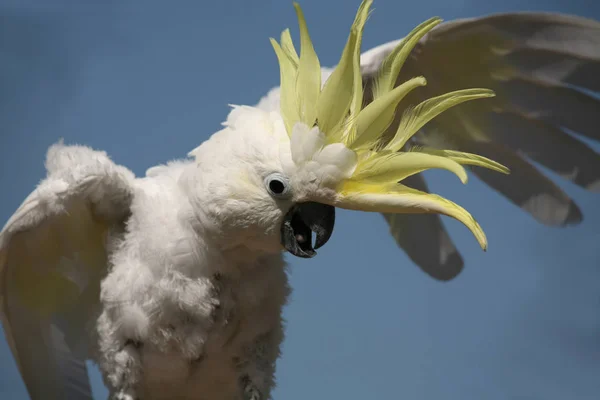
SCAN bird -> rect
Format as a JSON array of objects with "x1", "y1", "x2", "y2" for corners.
[{"x1": 1, "y1": 0, "x2": 598, "y2": 399}]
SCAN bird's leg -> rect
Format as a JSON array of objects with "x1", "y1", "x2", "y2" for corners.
[
  {"x1": 107, "y1": 340, "x2": 143, "y2": 400},
  {"x1": 235, "y1": 329, "x2": 281, "y2": 400},
  {"x1": 240, "y1": 375, "x2": 261, "y2": 400},
  {"x1": 96, "y1": 311, "x2": 144, "y2": 400}
]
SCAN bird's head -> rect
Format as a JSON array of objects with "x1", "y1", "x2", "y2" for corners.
[{"x1": 187, "y1": 0, "x2": 509, "y2": 258}]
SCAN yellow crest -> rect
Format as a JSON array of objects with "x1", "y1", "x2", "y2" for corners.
[{"x1": 270, "y1": 0, "x2": 510, "y2": 250}]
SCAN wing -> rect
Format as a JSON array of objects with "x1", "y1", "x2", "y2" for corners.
[
  {"x1": 256, "y1": 12, "x2": 600, "y2": 281},
  {"x1": 357, "y1": 12, "x2": 600, "y2": 280},
  {"x1": 0, "y1": 143, "x2": 135, "y2": 399}
]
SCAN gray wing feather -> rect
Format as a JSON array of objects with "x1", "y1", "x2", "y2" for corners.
[
  {"x1": 503, "y1": 47, "x2": 600, "y2": 91},
  {"x1": 362, "y1": 12, "x2": 599, "y2": 279},
  {"x1": 498, "y1": 77, "x2": 600, "y2": 142},
  {"x1": 483, "y1": 110, "x2": 600, "y2": 191},
  {"x1": 460, "y1": 140, "x2": 583, "y2": 226}
]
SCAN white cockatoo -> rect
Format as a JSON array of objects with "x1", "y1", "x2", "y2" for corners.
[{"x1": 1, "y1": 1, "x2": 598, "y2": 399}]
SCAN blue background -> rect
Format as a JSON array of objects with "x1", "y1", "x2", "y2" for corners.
[{"x1": 0, "y1": 0, "x2": 598, "y2": 399}]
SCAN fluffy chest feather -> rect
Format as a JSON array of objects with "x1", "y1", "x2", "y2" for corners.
[{"x1": 95, "y1": 166, "x2": 290, "y2": 399}]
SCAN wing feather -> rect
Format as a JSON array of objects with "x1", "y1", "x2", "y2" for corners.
[
  {"x1": 502, "y1": 47, "x2": 600, "y2": 91},
  {"x1": 0, "y1": 143, "x2": 135, "y2": 399},
  {"x1": 366, "y1": 12, "x2": 598, "y2": 277},
  {"x1": 483, "y1": 110, "x2": 600, "y2": 191},
  {"x1": 460, "y1": 141, "x2": 583, "y2": 226},
  {"x1": 498, "y1": 77, "x2": 600, "y2": 142},
  {"x1": 428, "y1": 12, "x2": 600, "y2": 60}
]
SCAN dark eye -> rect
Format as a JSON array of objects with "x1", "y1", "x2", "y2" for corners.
[
  {"x1": 265, "y1": 173, "x2": 291, "y2": 199},
  {"x1": 269, "y1": 180, "x2": 285, "y2": 194}
]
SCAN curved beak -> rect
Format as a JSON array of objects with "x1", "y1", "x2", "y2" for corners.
[{"x1": 280, "y1": 202, "x2": 335, "y2": 258}]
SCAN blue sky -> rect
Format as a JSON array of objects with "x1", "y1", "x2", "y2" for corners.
[{"x1": 0, "y1": 0, "x2": 599, "y2": 399}]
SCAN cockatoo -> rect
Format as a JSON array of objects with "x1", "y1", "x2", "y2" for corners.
[{"x1": 0, "y1": 1, "x2": 598, "y2": 399}]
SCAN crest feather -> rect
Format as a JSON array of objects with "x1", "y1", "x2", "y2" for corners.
[
  {"x1": 280, "y1": 29, "x2": 299, "y2": 66},
  {"x1": 270, "y1": 38, "x2": 299, "y2": 134},
  {"x1": 351, "y1": 76, "x2": 426, "y2": 150},
  {"x1": 372, "y1": 17, "x2": 442, "y2": 100},
  {"x1": 314, "y1": 2, "x2": 370, "y2": 137},
  {"x1": 269, "y1": 0, "x2": 510, "y2": 250},
  {"x1": 293, "y1": 2, "x2": 321, "y2": 127},
  {"x1": 352, "y1": 151, "x2": 468, "y2": 185},
  {"x1": 384, "y1": 89, "x2": 496, "y2": 152}
]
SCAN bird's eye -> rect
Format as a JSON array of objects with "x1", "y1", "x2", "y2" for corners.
[{"x1": 265, "y1": 173, "x2": 291, "y2": 199}]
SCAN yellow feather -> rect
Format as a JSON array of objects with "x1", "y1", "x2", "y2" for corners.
[
  {"x1": 410, "y1": 147, "x2": 510, "y2": 174},
  {"x1": 351, "y1": 76, "x2": 427, "y2": 151},
  {"x1": 352, "y1": 151, "x2": 468, "y2": 184},
  {"x1": 280, "y1": 28, "x2": 299, "y2": 67},
  {"x1": 315, "y1": 30, "x2": 357, "y2": 135},
  {"x1": 336, "y1": 180, "x2": 487, "y2": 250},
  {"x1": 372, "y1": 17, "x2": 442, "y2": 100},
  {"x1": 270, "y1": 38, "x2": 299, "y2": 135},
  {"x1": 316, "y1": 0, "x2": 372, "y2": 138},
  {"x1": 385, "y1": 88, "x2": 495, "y2": 152},
  {"x1": 346, "y1": 0, "x2": 373, "y2": 144},
  {"x1": 293, "y1": 2, "x2": 321, "y2": 127}
]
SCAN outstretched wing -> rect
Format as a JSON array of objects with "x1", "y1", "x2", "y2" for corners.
[
  {"x1": 0, "y1": 143, "x2": 135, "y2": 399},
  {"x1": 257, "y1": 12, "x2": 600, "y2": 281},
  {"x1": 358, "y1": 12, "x2": 600, "y2": 280}
]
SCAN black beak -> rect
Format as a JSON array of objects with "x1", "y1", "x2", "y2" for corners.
[{"x1": 280, "y1": 202, "x2": 335, "y2": 258}]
